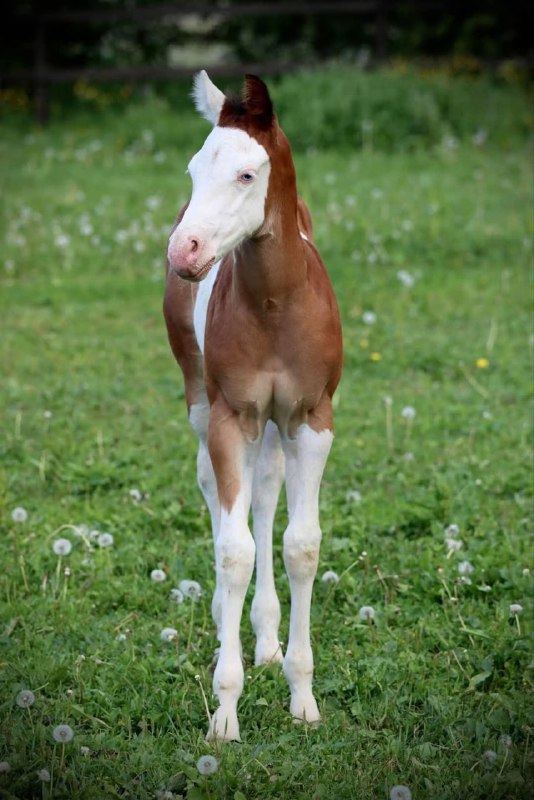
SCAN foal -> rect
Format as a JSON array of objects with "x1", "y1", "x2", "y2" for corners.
[{"x1": 164, "y1": 71, "x2": 342, "y2": 741}]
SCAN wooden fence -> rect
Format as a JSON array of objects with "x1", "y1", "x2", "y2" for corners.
[{"x1": 2, "y1": 1, "x2": 445, "y2": 124}]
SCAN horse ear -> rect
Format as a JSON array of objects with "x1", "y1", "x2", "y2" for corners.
[
  {"x1": 192, "y1": 70, "x2": 226, "y2": 125},
  {"x1": 243, "y1": 74, "x2": 274, "y2": 127}
]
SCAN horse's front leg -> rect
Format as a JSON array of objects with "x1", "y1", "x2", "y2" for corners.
[
  {"x1": 251, "y1": 420, "x2": 285, "y2": 665},
  {"x1": 206, "y1": 395, "x2": 262, "y2": 742},
  {"x1": 281, "y1": 409, "x2": 334, "y2": 724}
]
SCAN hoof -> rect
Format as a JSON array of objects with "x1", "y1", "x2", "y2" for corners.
[
  {"x1": 254, "y1": 639, "x2": 284, "y2": 666},
  {"x1": 206, "y1": 707, "x2": 241, "y2": 742},
  {"x1": 290, "y1": 693, "x2": 321, "y2": 726}
]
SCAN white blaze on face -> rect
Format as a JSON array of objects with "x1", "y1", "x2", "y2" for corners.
[{"x1": 167, "y1": 126, "x2": 271, "y2": 280}]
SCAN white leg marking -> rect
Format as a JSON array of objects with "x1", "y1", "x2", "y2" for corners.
[
  {"x1": 207, "y1": 444, "x2": 260, "y2": 742},
  {"x1": 250, "y1": 421, "x2": 285, "y2": 665},
  {"x1": 190, "y1": 403, "x2": 222, "y2": 637},
  {"x1": 282, "y1": 424, "x2": 333, "y2": 724}
]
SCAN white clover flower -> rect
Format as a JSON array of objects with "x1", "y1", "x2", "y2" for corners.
[
  {"x1": 170, "y1": 588, "x2": 184, "y2": 603},
  {"x1": 345, "y1": 489, "x2": 362, "y2": 504},
  {"x1": 397, "y1": 270, "x2": 415, "y2": 288},
  {"x1": 146, "y1": 195, "x2": 161, "y2": 210},
  {"x1": 362, "y1": 311, "x2": 377, "y2": 325},
  {"x1": 359, "y1": 605, "x2": 376, "y2": 623},
  {"x1": 80, "y1": 746, "x2": 90, "y2": 757},
  {"x1": 445, "y1": 523, "x2": 460, "y2": 538},
  {"x1": 509, "y1": 603, "x2": 523, "y2": 616},
  {"x1": 37, "y1": 768, "x2": 51, "y2": 781},
  {"x1": 129, "y1": 488, "x2": 142, "y2": 501},
  {"x1": 321, "y1": 570, "x2": 340, "y2": 584},
  {"x1": 401, "y1": 406, "x2": 416, "y2": 420},
  {"x1": 97, "y1": 532, "x2": 114, "y2": 548},
  {"x1": 196, "y1": 754, "x2": 219, "y2": 775},
  {"x1": 160, "y1": 627, "x2": 178, "y2": 642},
  {"x1": 52, "y1": 538, "x2": 72, "y2": 556},
  {"x1": 150, "y1": 569, "x2": 167, "y2": 583},
  {"x1": 179, "y1": 579, "x2": 203, "y2": 600},
  {"x1": 458, "y1": 561, "x2": 474, "y2": 576},
  {"x1": 0, "y1": 761, "x2": 10, "y2": 773},
  {"x1": 11, "y1": 506, "x2": 28, "y2": 523},
  {"x1": 16, "y1": 689, "x2": 35, "y2": 708},
  {"x1": 52, "y1": 724, "x2": 74, "y2": 743},
  {"x1": 499, "y1": 734, "x2": 512, "y2": 749},
  {"x1": 445, "y1": 538, "x2": 463, "y2": 552},
  {"x1": 390, "y1": 786, "x2": 412, "y2": 800},
  {"x1": 483, "y1": 749, "x2": 497, "y2": 765},
  {"x1": 55, "y1": 233, "x2": 70, "y2": 249}
]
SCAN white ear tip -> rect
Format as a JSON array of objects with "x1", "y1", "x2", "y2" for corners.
[{"x1": 192, "y1": 70, "x2": 225, "y2": 125}]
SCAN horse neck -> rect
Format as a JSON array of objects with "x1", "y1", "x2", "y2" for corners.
[{"x1": 233, "y1": 146, "x2": 306, "y2": 303}]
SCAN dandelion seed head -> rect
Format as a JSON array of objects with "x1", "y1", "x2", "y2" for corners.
[
  {"x1": 397, "y1": 270, "x2": 415, "y2": 288},
  {"x1": 390, "y1": 786, "x2": 412, "y2": 800},
  {"x1": 321, "y1": 570, "x2": 340, "y2": 584},
  {"x1": 179, "y1": 579, "x2": 203, "y2": 600},
  {"x1": 16, "y1": 689, "x2": 35, "y2": 708},
  {"x1": 509, "y1": 603, "x2": 523, "y2": 616},
  {"x1": 160, "y1": 627, "x2": 178, "y2": 642},
  {"x1": 445, "y1": 538, "x2": 463, "y2": 552},
  {"x1": 0, "y1": 761, "x2": 11, "y2": 773},
  {"x1": 97, "y1": 532, "x2": 114, "y2": 548},
  {"x1": 52, "y1": 538, "x2": 72, "y2": 556},
  {"x1": 345, "y1": 489, "x2": 362, "y2": 504},
  {"x1": 52, "y1": 724, "x2": 74, "y2": 743},
  {"x1": 483, "y1": 749, "x2": 497, "y2": 764},
  {"x1": 499, "y1": 734, "x2": 512, "y2": 750},
  {"x1": 37, "y1": 768, "x2": 51, "y2": 781},
  {"x1": 11, "y1": 506, "x2": 28, "y2": 523},
  {"x1": 458, "y1": 561, "x2": 474, "y2": 576},
  {"x1": 150, "y1": 569, "x2": 167, "y2": 583},
  {"x1": 129, "y1": 488, "x2": 142, "y2": 501},
  {"x1": 445, "y1": 523, "x2": 460, "y2": 538},
  {"x1": 196, "y1": 754, "x2": 219, "y2": 775},
  {"x1": 170, "y1": 588, "x2": 184, "y2": 603},
  {"x1": 359, "y1": 605, "x2": 376, "y2": 623},
  {"x1": 401, "y1": 406, "x2": 416, "y2": 420},
  {"x1": 80, "y1": 746, "x2": 90, "y2": 756},
  {"x1": 362, "y1": 311, "x2": 377, "y2": 325},
  {"x1": 522, "y1": 568, "x2": 530, "y2": 576}
]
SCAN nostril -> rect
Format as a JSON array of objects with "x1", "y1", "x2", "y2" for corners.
[{"x1": 189, "y1": 237, "x2": 199, "y2": 253}]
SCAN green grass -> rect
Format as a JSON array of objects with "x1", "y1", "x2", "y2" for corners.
[{"x1": 0, "y1": 69, "x2": 533, "y2": 799}]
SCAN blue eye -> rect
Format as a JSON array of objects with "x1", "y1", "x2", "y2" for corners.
[{"x1": 239, "y1": 172, "x2": 254, "y2": 183}]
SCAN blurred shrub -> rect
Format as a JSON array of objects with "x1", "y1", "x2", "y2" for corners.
[{"x1": 271, "y1": 66, "x2": 532, "y2": 151}]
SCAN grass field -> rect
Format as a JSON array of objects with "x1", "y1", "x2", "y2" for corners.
[{"x1": 0, "y1": 68, "x2": 533, "y2": 799}]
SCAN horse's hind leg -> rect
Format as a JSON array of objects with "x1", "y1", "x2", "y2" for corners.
[{"x1": 250, "y1": 420, "x2": 285, "y2": 665}]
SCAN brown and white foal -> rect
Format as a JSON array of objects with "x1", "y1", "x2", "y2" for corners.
[{"x1": 164, "y1": 71, "x2": 342, "y2": 741}]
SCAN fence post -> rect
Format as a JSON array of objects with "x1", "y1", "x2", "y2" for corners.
[
  {"x1": 34, "y1": 19, "x2": 49, "y2": 125},
  {"x1": 375, "y1": 0, "x2": 389, "y2": 62}
]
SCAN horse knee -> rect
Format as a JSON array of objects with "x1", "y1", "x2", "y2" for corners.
[{"x1": 283, "y1": 523, "x2": 321, "y2": 579}]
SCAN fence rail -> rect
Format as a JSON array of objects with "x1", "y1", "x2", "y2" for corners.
[{"x1": 2, "y1": 1, "x2": 446, "y2": 124}]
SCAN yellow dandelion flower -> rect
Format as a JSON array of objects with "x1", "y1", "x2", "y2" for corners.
[
  {"x1": 370, "y1": 352, "x2": 382, "y2": 362},
  {"x1": 476, "y1": 358, "x2": 489, "y2": 369}
]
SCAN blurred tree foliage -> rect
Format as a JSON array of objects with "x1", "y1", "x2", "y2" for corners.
[{"x1": 1, "y1": 0, "x2": 531, "y2": 76}]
